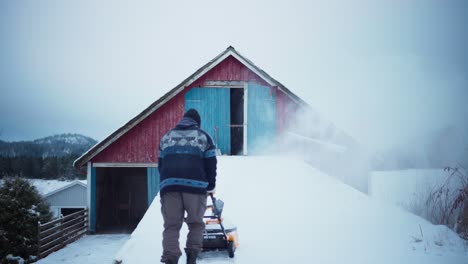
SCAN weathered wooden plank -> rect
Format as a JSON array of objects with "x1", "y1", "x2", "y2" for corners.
[
  {"x1": 62, "y1": 219, "x2": 87, "y2": 235},
  {"x1": 39, "y1": 230, "x2": 62, "y2": 246},
  {"x1": 62, "y1": 215, "x2": 87, "y2": 229},
  {"x1": 39, "y1": 242, "x2": 66, "y2": 259},
  {"x1": 40, "y1": 224, "x2": 62, "y2": 238},
  {"x1": 40, "y1": 209, "x2": 85, "y2": 231},
  {"x1": 93, "y1": 163, "x2": 158, "y2": 167},
  {"x1": 204, "y1": 80, "x2": 244, "y2": 88},
  {"x1": 39, "y1": 235, "x2": 64, "y2": 252},
  {"x1": 63, "y1": 228, "x2": 87, "y2": 241},
  {"x1": 39, "y1": 218, "x2": 62, "y2": 231},
  {"x1": 40, "y1": 209, "x2": 87, "y2": 233}
]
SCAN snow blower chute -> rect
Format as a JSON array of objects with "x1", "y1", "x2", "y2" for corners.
[{"x1": 202, "y1": 194, "x2": 238, "y2": 258}]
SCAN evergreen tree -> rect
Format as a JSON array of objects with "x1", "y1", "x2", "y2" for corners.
[{"x1": 0, "y1": 177, "x2": 52, "y2": 263}]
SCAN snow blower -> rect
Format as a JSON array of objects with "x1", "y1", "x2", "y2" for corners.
[{"x1": 202, "y1": 194, "x2": 238, "y2": 258}]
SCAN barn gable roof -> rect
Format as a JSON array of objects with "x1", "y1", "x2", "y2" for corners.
[
  {"x1": 43, "y1": 180, "x2": 87, "y2": 198},
  {"x1": 73, "y1": 46, "x2": 308, "y2": 169}
]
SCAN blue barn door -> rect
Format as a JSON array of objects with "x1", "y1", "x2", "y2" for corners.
[
  {"x1": 185, "y1": 88, "x2": 231, "y2": 154},
  {"x1": 247, "y1": 83, "x2": 276, "y2": 154},
  {"x1": 147, "y1": 167, "x2": 159, "y2": 206},
  {"x1": 90, "y1": 166, "x2": 96, "y2": 233}
]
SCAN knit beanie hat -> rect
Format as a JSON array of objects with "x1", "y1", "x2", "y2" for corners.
[{"x1": 183, "y1": 109, "x2": 201, "y2": 126}]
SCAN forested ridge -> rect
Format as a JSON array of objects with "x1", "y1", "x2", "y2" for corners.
[{"x1": 0, "y1": 134, "x2": 97, "y2": 180}]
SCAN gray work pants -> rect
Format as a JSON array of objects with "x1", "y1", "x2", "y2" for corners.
[{"x1": 160, "y1": 192, "x2": 207, "y2": 260}]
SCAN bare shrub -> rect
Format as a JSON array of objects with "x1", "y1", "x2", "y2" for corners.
[{"x1": 424, "y1": 166, "x2": 468, "y2": 239}]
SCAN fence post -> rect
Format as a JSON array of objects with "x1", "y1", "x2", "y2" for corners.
[
  {"x1": 37, "y1": 221, "x2": 41, "y2": 259},
  {"x1": 60, "y1": 215, "x2": 65, "y2": 249},
  {"x1": 86, "y1": 208, "x2": 89, "y2": 234}
]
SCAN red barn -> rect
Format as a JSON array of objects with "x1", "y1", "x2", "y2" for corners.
[{"x1": 74, "y1": 46, "x2": 326, "y2": 233}]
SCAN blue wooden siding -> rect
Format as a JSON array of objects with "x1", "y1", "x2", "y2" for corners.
[
  {"x1": 147, "y1": 167, "x2": 159, "y2": 206},
  {"x1": 90, "y1": 167, "x2": 96, "y2": 232},
  {"x1": 185, "y1": 88, "x2": 231, "y2": 154},
  {"x1": 247, "y1": 83, "x2": 276, "y2": 154}
]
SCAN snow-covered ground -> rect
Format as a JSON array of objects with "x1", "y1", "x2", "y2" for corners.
[
  {"x1": 115, "y1": 156, "x2": 468, "y2": 264},
  {"x1": 35, "y1": 234, "x2": 129, "y2": 264}
]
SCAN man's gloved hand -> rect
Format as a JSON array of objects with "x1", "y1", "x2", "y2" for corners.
[{"x1": 207, "y1": 188, "x2": 216, "y2": 195}]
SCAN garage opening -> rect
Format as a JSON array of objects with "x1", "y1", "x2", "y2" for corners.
[
  {"x1": 230, "y1": 88, "x2": 244, "y2": 155},
  {"x1": 95, "y1": 167, "x2": 148, "y2": 233},
  {"x1": 61, "y1": 208, "x2": 85, "y2": 217}
]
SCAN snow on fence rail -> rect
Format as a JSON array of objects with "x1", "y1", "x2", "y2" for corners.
[{"x1": 37, "y1": 208, "x2": 88, "y2": 259}]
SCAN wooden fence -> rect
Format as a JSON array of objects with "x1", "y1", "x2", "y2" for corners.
[{"x1": 37, "y1": 208, "x2": 88, "y2": 259}]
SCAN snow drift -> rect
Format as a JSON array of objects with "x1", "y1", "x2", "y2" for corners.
[{"x1": 115, "y1": 156, "x2": 467, "y2": 264}]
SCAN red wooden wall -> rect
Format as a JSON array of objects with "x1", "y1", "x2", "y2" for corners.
[
  {"x1": 92, "y1": 93, "x2": 185, "y2": 163},
  {"x1": 190, "y1": 56, "x2": 271, "y2": 87},
  {"x1": 91, "y1": 55, "x2": 301, "y2": 163}
]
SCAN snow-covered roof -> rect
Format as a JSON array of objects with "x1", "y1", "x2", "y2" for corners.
[
  {"x1": 73, "y1": 46, "x2": 308, "y2": 169},
  {"x1": 0, "y1": 179, "x2": 87, "y2": 196},
  {"x1": 42, "y1": 180, "x2": 87, "y2": 198}
]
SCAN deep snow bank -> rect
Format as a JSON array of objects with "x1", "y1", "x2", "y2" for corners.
[{"x1": 115, "y1": 156, "x2": 467, "y2": 264}]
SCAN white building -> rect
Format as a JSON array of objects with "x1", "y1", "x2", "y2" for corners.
[{"x1": 42, "y1": 180, "x2": 87, "y2": 218}]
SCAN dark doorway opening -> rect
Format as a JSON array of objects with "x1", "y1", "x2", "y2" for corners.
[
  {"x1": 96, "y1": 167, "x2": 148, "y2": 233},
  {"x1": 230, "y1": 88, "x2": 244, "y2": 155},
  {"x1": 61, "y1": 208, "x2": 84, "y2": 217}
]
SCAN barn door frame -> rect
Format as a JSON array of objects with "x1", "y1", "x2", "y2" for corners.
[
  {"x1": 191, "y1": 81, "x2": 250, "y2": 156},
  {"x1": 243, "y1": 82, "x2": 248, "y2": 155}
]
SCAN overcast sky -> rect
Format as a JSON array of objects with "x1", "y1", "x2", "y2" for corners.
[{"x1": 0, "y1": 0, "x2": 467, "y2": 152}]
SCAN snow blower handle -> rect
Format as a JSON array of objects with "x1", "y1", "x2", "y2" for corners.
[
  {"x1": 209, "y1": 193, "x2": 229, "y2": 243},
  {"x1": 209, "y1": 193, "x2": 218, "y2": 215}
]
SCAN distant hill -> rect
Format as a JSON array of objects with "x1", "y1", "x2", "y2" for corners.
[
  {"x1": 0, "y1": 134, "x2": 97, "y2": 179},
  {"x1": 0, "y1": 133, "x2": 97, "y2": 158}
]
